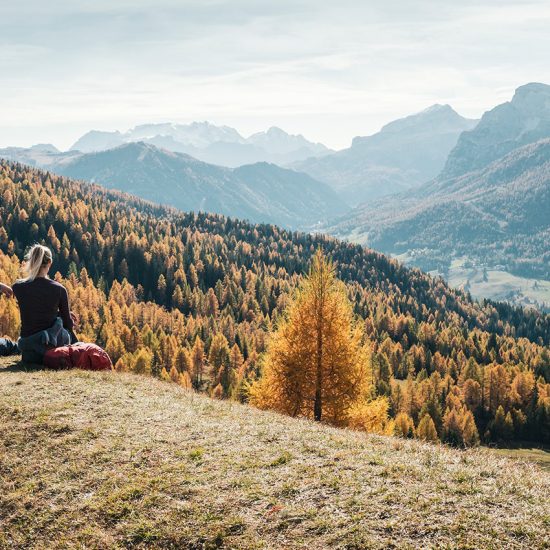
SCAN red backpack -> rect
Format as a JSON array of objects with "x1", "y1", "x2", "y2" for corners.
[{"x1": 43, "y1": 343, "x2": 113, "y2": 371}]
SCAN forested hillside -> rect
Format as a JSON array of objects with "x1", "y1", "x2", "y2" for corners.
[
  {"x1": 0, "y1": 160, "x2": 549, "y2": 445},
  {"x1": 329, "y1": 139, "x2": 550, "y2": 282},
  {"x1": 0, "y1": 142, "x2": 346, "y2": 229}
]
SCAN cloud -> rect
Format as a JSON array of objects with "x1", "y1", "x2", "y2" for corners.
[{"x1": 1, "y1": 0, "x2": 549, "y2": 149}]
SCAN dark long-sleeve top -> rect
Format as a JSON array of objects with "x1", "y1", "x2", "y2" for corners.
[{"x1": 12, "y1": 277, "x2": 74, "y2": 338}]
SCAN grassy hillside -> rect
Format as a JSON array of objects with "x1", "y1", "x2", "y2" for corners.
[{"x1": 1, "y1": 359, "x2": 549, "y2": 549}]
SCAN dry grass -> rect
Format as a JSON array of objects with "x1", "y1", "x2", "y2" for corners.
[
  {"x1": 489, "y1": 447, "x2": 550, "y2": 472},
  {"x1": 1, "y1": 356, "x2": 549, "y2": 549}
]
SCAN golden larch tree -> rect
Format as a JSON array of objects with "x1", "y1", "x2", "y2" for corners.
[{"x1": 250, "y1": 249, "x2": 369, "y2": 425}]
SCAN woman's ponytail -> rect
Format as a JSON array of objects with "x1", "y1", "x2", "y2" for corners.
[{"x1": 20, "y1": 244, "x2": 52, "y2": 282}]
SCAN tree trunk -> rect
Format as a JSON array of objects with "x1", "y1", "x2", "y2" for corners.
[
  {"x1": 314, "y1": 259, "x2": 324, "y2": 422},
  {"x1": 314, "y1": 340, "x2": 322, "y2": 421}
]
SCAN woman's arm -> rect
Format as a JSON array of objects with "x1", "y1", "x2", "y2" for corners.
[
  {"x1": 0, "y1": 282, "x2": 13, "y2": 297},
  {"x1": 59, "y1": 286, "x2": 74, "y2": 331}
]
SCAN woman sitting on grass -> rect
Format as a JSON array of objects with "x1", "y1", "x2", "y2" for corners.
[{"x1": 12, "y1": 244, "x2": 78, "y2": 363}]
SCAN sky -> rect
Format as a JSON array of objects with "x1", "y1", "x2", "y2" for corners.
[{"x1": 1, "y1": 0, "x2": 549, "y2": 151}]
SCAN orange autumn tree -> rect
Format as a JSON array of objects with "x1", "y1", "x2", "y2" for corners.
[{"x1": 250, "y1": 249, "x2": 370, "y2": 426}]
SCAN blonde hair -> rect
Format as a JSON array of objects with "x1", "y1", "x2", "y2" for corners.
[{"x1": 21, "y1": 244, "x2": 52, "y2": 282}]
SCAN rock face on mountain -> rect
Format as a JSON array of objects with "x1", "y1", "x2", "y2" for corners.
[
  {"x1": 294, "y1": 105, "x2": 477, "y2": 205},
  {"x1": 441, "y1": 83, "x2": 550, "y2": 179},
  {"x1": 247, "y1": 126, "x2": 328, "y2": 159},
  {"x1": 70, "y1": 122, "x2": 330, "y2": 167},
  {"x1": 70, "y1": 130, "x2": 125, "y2": 153},
  {"x1": 329, "y1": 139, "x2": 550, "y2": 287},
  {"x1": 53, "y1": 142, "x2": 347, "y2": 228}
]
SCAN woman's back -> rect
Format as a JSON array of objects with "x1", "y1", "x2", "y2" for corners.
[{"x1": 13, "y1": 277, "x2": 73, "y2": 337}]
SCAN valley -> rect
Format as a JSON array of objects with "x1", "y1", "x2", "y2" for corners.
[
  {"x1": 392, "y1": 254, "x2": 550, "y2": 312},
  {"x1": 438, "y1": 258, "x2": 550, "y2": 312}
]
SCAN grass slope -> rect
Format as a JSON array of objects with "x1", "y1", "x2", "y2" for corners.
[{"x1": 1, "y1": 358, "x2": 549, "y2": 549}]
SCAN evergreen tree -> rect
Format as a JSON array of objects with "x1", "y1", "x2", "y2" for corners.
[
  {"x1": 394, "y1": 412, "x2": 415, "y2": 438},
  {"x1": 416, "y1": 414, "x2": 438, "y2": 442},
  {"x1": 461, "y1": 410, "x2": 480, "y2": 447},
  {"x1": 191, "y1": 336, "x2": 206, "y2": 389}
]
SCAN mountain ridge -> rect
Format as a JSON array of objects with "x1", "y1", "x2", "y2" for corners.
[
  {"x1": 294, "y1": 104, "x2": 478, "y2": 205},
  {"x1": 327, "y1": 138, "x2": 550, "y2": 305},
  {"x1": 49, "y1": 141, "x2": 349, "y2": 229},
  {"x1": 441, "y1": 82, "x2": 550, "y2": 179},
  {"x1": 70, "y1": 122, "x2": 331, "y2": 167}
]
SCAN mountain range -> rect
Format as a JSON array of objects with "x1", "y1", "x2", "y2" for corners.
[
  {"x1": 47, "y1": 142, "x2": 347, "y2": 228},
  {"x1": 329, "y1": 138, "x2": 550, "y2": 269},
  {"x1": 70, "y1": 122, "x2": 331, "y2": 167},
  {"x1": 0, "y1": 143, "x2": 78, "y2": 167},
  {"x1": 1, "y1": 82, "x2": 549, "y2": 309},
  {"x1": 293, "y1": 104, "x2": 478, "y2": 205},
  {"x1": 328, "y1": 83, "x2": 550, "y2": 309},
  {"x1": 441, "y1": 82, "x2": 550, "y2": 179}
]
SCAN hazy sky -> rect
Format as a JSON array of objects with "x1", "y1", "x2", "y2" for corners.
[{"x1": 1, "y1": 0, "x2": 549, "y2": 150}]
